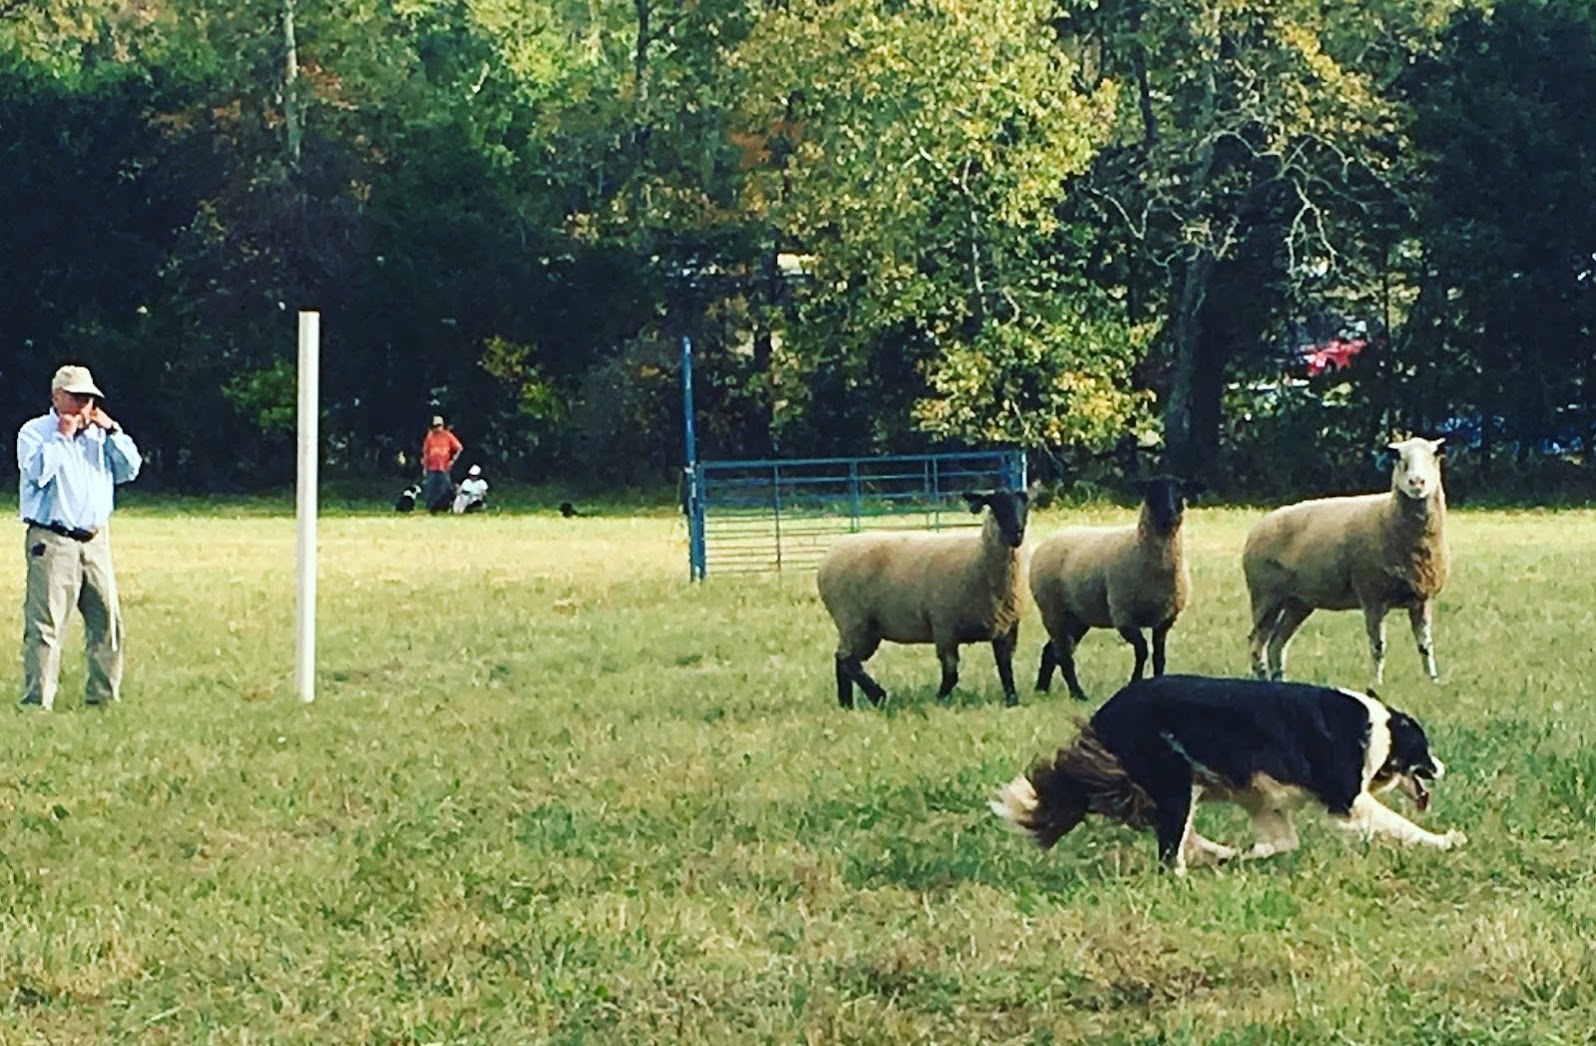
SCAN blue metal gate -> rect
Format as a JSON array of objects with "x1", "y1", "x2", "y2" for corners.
[{"x1": 683, "y1": 449, "x2": 1026, "y2": 579}]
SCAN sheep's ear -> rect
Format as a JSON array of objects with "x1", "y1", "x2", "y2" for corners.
[
  {"x1": 1429, "y1": 437, "x2": 1446, "y2": 456},
  {"x1": 961, "y1": 491, "x2": 986, "y2": 514},
  {"x1": 1386, "y1": 441, "x2": 1403, "y2": 452}
]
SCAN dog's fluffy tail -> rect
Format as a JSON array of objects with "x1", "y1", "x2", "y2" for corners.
[
  {"x1": 990, "y1": 720, "x2": 1155, "y2": 849},
  {"x1": 990, "y1": 772, "x2": 1083, "y2": 849}
]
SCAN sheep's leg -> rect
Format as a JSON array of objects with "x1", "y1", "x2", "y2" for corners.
[
  {"x1": 836, "y1": 654, "x2": 887, "y2": 708},
  {"x1": 1057, "y1": 628, "x2": 1092, "y2": 702},
  {"x1": 934, "y1": 643, "x2": 960, "y2": 701},
  {"x1": 992, "y1": 625, "x2": 1020, "y2": 707},
  {"x1": 1265, "y1": 602, "x2": 1314, "y2": 681},
  {"x1": 1059, "y1": 655, "x2": 1090, "y2": 702},
  {"x1": 1409, "y1": 601, "x2": 1440, "y2": 683},
  {"x1": 1362, "y1": 603, "x2": 1389, "y2": 688},
  {"x1": 1118, "y1": 626, "x2": 1149, "y2": 683},
  {"x1": 1247, "y1": 599, "x2": 1285, "y2": 679},
  {"x1": 1034, "y1": 640, "x2": 1058, "y2": 693},
  {"x1": 1151, "y1": 620, "x2": 1175, "y2": 676},
  {"x1": 1046, "y1": 616, "x2": 1091, "y2": 701},
  {"x1": 836, "y1": 634, "x2": 885, "y2": 708}
]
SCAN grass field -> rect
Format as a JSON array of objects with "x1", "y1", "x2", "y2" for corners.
[{"x1": 2, "y1": 501, "x2": 1595, "y2": 1044}]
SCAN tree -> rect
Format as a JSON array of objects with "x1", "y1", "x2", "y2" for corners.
[
  {"x1": 1401, "y1": 0, "x2": 1596, "y2": 477},
  {"x1": 731, "y1": 0, "x2": 1141, "y2": 459},
  {"x1": 1067, "y1": 0, "x2": 1461, "y2": 480}
]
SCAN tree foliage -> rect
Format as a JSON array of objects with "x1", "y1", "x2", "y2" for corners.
[
  {"x1": 732, "y1": 0, "x2": 1143, "y2": 455},
  {"x1": 1398, "y1": 0, "x2": 1596, "y2": 475},
  {"x1": 1, "y1": 0, "x2": 1591, "y2": 495}
]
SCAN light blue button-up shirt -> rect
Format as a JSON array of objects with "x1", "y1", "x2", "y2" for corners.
[{"x1": 16, "y1": 411, "x2": 142, "y2": 530}]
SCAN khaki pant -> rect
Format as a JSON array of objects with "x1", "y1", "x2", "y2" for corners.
[{"x1": 21, "y1": 524, "x2": 123, "y2": 709}]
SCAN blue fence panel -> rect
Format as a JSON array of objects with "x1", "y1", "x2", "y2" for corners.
[{"x1": 685, "y1": 449, "x2": 1024, "y2": 579}]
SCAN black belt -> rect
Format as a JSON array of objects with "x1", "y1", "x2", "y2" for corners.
[{"x1": 25, "y1": 520, "x2": 98, "y2": 542}]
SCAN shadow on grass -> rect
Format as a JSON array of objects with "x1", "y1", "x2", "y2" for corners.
[{"x1": 847, "y1": 683, "x2": 1067, "y2": 716}]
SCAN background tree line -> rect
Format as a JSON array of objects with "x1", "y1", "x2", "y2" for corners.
[{"x1": 1, "y1": 0, "x2": 1592, "y2": 497}]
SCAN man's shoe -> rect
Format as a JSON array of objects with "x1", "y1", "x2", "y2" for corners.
[{"x1": 18, "y1": 695, "x2": 47, "y2": 710}]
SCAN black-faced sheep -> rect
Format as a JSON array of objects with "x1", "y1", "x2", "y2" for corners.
[
  {"x1": 1243, "y1": 437, "x2": 1449, "y2": 687},
  {"x1": 816, "y1": 490, "x2": 1029, "y2": 708},
  {"x1": 1028, "y1": 476, "x2": 1198, "y2": 702}
]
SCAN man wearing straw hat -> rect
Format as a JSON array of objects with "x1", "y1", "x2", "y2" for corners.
[{"x1": 15, "y1": 364, "x2": 142, "y2": 710}]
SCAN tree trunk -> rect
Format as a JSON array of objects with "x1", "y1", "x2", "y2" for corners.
[
  {"x1": 750, "y1": 243, "x2": 778, "y2": 457},
  {"x1": 1160, "y1": 17, "x2": 1219, "y2": 481},
  {"x1": 282, "y1": 0, "x2": 301, "y2": 168},
  {"x1": 1163, "y1": 248, "x2": 1215, "y2": 479}
]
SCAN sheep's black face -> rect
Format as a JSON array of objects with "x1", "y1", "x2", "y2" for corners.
[
  {"x1": 964, "y1": 489, "x2": 1029, "y2": 548},
  {"x1": 1140, "y1": 476, "x2": 1191, "y2": 534}
]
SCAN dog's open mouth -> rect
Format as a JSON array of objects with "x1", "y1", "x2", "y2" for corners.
[{"x1": 1408, "y1": 774, "x2": 1431, "y2": 812}]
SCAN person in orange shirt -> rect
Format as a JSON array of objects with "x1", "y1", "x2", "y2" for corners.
[{"x1": 420, "y1": 415, "x2": 463, "y2": 514}]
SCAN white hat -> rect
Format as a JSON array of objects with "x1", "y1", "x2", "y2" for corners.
[
  {"x1": 430, "y1": 415, "x2": 444, "y2": 427},
  {"x1": 52, "y1": 364, "x2": 104, "y2": 398},
  {"x1": 467, "y1": 464, "x2": 482, "y2": 477}
]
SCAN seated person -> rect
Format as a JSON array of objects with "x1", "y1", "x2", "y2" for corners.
[{"x1": 452, "y1": 464, "x2": 489, "y2": 514}]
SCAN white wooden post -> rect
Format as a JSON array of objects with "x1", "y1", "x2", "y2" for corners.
[{"x1": 295, "y1": 311, "x2": 319, "y2": 702}]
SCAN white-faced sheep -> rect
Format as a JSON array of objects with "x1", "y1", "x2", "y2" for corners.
[
  {"x1": 816, "y1": 490, "x2": 1029, "y2": 708},
  {"x1": 1028, "y1": 476, "x2": 1199, "y2": 702},
  {"x1": 1243, "y1": 437, "x2": 1449, "y2": 687}
]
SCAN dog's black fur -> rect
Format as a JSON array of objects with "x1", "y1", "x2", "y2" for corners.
[
  {"x1": 394, "y1": 483, "x2": 421, "y2": 513},
  {"x1": 993, "y1": 674, "x2": 1463, "y2": 872}
]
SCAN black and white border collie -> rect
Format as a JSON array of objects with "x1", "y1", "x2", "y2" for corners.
[{"x1": 991, "y1": 675, "x2": 1465, "y2": 874}]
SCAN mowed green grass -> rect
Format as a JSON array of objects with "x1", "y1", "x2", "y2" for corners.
[{"x1": 2, "y1": 503, "x2": 1595, "y2": 1044}]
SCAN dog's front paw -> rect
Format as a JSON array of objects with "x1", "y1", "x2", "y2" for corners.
[{"x1": 1440, "y1": 828, "x2": 1467, "y2": 849}]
